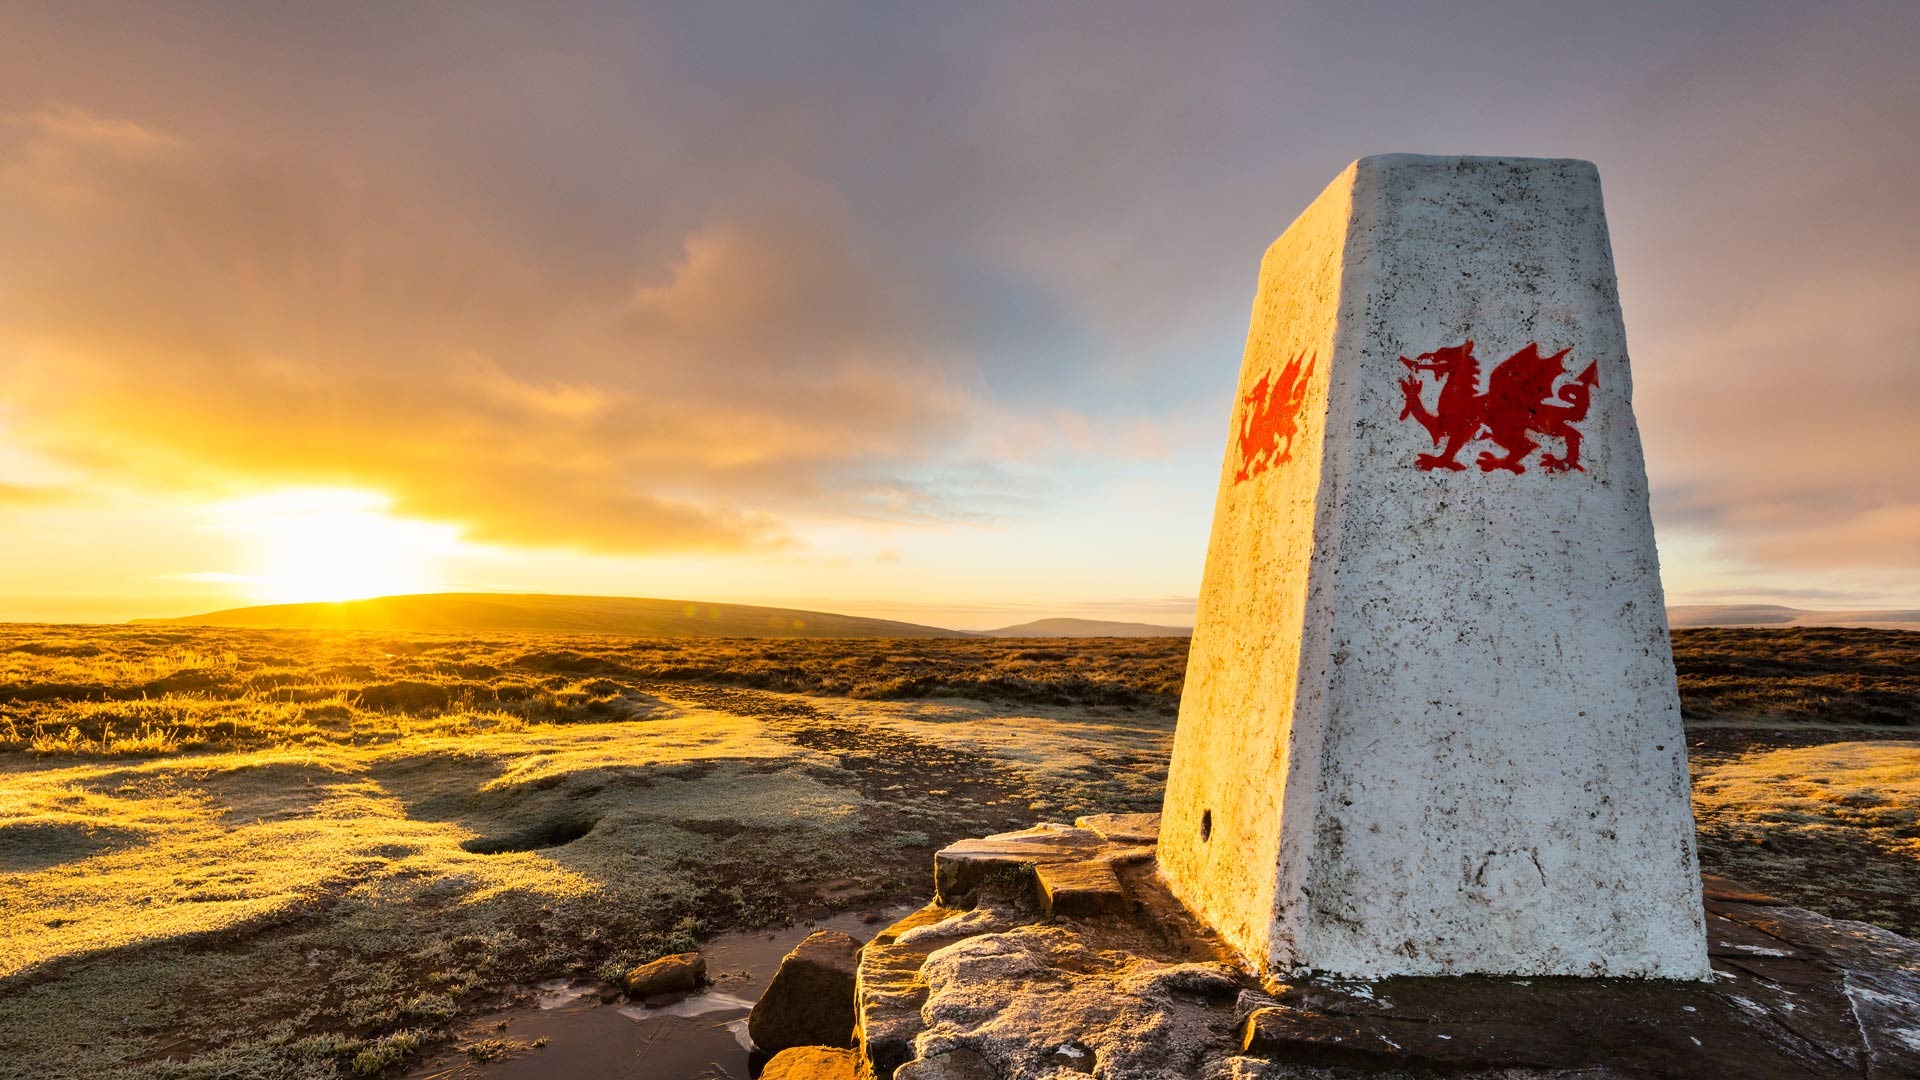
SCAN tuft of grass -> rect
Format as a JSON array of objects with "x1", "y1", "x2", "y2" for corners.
[
  {"x1": 350, "y1": 1029, "x2": 430, "y2": 1076},
  {"x1": 460, "y1": 1035, "x2": 545, "y2": 1062}
]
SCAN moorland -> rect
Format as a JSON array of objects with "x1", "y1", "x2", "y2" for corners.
[{"x1": 0, "y1": 623, "x2": 1915, "y2": 1079}]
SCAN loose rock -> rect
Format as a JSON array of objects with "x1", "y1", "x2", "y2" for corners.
[
  {"x1": 910, "y1": 925, "x2": 1243, "y2": 1080},
  {"x1": 1035, "y1": 859, "x2": 1126, "y2": 918},
  {"x1": 760, "y1": 1045, "x2": 861, "y2": 1080},
  {"x1": 749, "y1": 929, "x2": 861, "y2": 1053},
  {"x1": 855, "y1": 818, "x2": 1920, "y2": 1080},
  {"x1": 1073, "y1": 813, "x2": 1161, "y2": 844},
  {"x1": 622, "y1": 951, "x2": 704, "y2": 996}
]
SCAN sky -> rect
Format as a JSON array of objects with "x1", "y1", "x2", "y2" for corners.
[{"x1": 1, "y1": 1, "x2": 1917, "y2": 630}]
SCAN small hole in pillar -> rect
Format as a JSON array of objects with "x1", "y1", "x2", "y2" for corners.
[{"x1": 1200, "y1": 810, "x2": 1213, "y2": 842}]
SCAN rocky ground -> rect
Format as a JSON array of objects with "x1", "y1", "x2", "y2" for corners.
[
  {"x1": 761, "y1": 817, "x2": 1920, "y2": 1080},
  {"x1": 0, "y1": 674, "x2": 1172, "y2": 1078},
  {"x1": 1, "y1": 625, "x2": 1916, "y2": 1078}
]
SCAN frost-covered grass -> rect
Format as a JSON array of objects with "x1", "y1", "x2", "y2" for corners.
[
  {"x1": 0, "y1": 709, "x2": 879, "y2": 1079},
  {"x1": 1693, "y1": 739, "x2": 1920, "y2": 935},
  {"x1": 0, "y1": 625, "x2": 1183, "y2": 1079},
  {"x1": 0, "y1": 623, "x2": 1915, "y2": 1077},
  {"x1": 0, "y1": 625, "x2": 1187, "y2": 761},
  {"x1": 854, "y1": 698, "x2": 1174, "y2": 810},
  {"x1": 1696, "y1": 741, "x2": 1920, "y2": 844}
]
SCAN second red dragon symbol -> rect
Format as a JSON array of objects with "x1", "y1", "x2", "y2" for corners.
[{"x1": 1396, "y1": 340, "x2": 1599, "y2": 474}]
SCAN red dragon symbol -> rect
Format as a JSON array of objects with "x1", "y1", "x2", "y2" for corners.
[
  {"x1": 1396, "y1": 340, "x2": 1599, "y2": 474},
  {"x1": 1234, "y1": 351, "x2": 1316, "y2": 483}
]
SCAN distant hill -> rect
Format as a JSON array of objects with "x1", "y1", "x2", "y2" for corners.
[
  {"x1": 132, "y1": 594, "x2": 1920, "y2": 639},
  {"x1": 981, "y1": 617, "x2": 1191, "y2": 638},
  {"x1": 133, "y1": 593, "x2": 968, "y2": 638},
  {"x1": 1668, "y1": 604, "x2": 1920, "y2": 631}
]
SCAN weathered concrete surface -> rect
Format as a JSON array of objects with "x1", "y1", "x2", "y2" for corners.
[
  {"x1": 854, "y1": 820, "x2": 1920, "y2": 1079},
  {"x1": 1160, "y1": 154, "x2": 1706, "y2": 978}
]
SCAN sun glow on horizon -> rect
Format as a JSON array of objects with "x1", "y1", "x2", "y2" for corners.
[{"x1": 210, "y1": 488, "x2": 462, "y2": 604}]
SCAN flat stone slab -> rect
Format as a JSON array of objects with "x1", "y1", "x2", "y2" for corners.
[
  {"x1": 1036, "y1": 859, "x2": 1127, "y2": 918},
  {"x1": 749, "y1": 929, "x2": 861, "y2": 1053},
  {"x1": 858, "y1": 818, "x2": 1920, "y2": 1079},
  {"x1": 1074, "y1": 812, "x2": 1162, "y2": 844},
  {"x1": 932, "y1": 824, "x2": 1124, "y2": 904},
  {"x1": 1243, "y1": 903, "x2": 1917, "y2": 1077}
]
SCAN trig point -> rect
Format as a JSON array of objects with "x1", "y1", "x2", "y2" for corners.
[
  {"x1": 845, "y1": 157, "x2": 1916, "y2": 1080},
  {"x1": 1158, "y1": 154, "x2": 1710, "y2": 979}
]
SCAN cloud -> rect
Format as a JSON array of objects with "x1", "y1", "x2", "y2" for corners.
[
  {"x1": 6, "y1": 104, "x2": 176, "y2": 150},
  {"x1": 0, "y1": 3, "x2": 1915, "y2": 606},
  {"x1": 0, "y1": 103, "x2": 1013, "y2": 555},
  {"x1": 0, "y1": 105, "x2": 178, "y2": 207},
  {"x1": 1634, "y1": 229, "x2": 1920, "y2": 577},
  {"x1": 0, "y1": 482, "x2": 64, "y2": 506}
]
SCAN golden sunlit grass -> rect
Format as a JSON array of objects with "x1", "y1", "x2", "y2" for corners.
[
  {"x1": 0, "y1": 623, "x2": 1916, "y2": 1078},
  {"x1": 0, "y1": 710, "x2": 874, "y2": 1079},
  {"x1": 1693, "y1": 741, "x2": 1920, "y2": 936},
  {"x1": 0, "y1": 715, "x2": 842, "y2": 979},
  {"x1": 1694, "y1": 742, "x2": 1920, "y2": 853},
  {"x1": 1671, "y1": 627, "x2": 1920, "y2": 724},
  {"x1": 0, "y1": 624, "x2": 1184, "y2": 1080},
  {"x1": 0, "y1": 626, "x2": 1191, "y2": 762}
]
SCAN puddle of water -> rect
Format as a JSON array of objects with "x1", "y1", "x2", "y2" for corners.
[
  {"x1": 618, "y1": 992, "x2": 758, "y2": 1021},
  {"x1": 534, "y1": 978, "x2": 600, "y2": 1010},
  {"x1": 406, "y1": 904, "x2": 912, "y2": 1080}
]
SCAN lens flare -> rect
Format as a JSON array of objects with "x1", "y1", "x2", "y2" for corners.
[{"x1": 211, "y1": 488, "x2": 459, "y2": 603}]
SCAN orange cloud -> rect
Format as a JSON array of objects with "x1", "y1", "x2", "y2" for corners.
[
  {"x1": 1636, "y1": 264, "x2": 1920, "y2": 577},
  {"x1": 0, "y1": 107, "x2": 990, "y2": 555}
]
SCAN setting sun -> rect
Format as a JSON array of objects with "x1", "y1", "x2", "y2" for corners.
[{"x1": 211, "y1": 488, "x2": 459, "y2": 604}]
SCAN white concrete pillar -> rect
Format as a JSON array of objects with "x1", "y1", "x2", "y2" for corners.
[{"x1": 1158, "y1": 155, "x2": 1708, "y2": 979}]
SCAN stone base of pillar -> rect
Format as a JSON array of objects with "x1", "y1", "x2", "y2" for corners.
[{"x1": 843, "y1": 815, "x2": 1920, "y2": 1079}]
